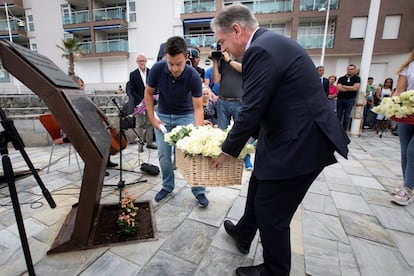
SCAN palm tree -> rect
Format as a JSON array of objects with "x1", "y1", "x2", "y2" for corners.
[{"x1": 57, "y1": 38, "x2": 82, "y2": 77}]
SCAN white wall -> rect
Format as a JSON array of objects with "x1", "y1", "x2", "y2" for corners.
[{"x1": 24, "y1": 0, "x2": 68, "y2": 73}]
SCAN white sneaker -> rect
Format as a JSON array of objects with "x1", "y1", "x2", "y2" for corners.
[
  {"x1": 391, "y1": 183, "x2": 403, "y2": 195},
  {"x1": 391, "y1": 186, "x2": 412, "y2": 206}
]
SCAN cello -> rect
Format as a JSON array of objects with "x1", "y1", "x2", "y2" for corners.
[{"x1": 96, "y1": 108, "x2": 127, "y2": 155}]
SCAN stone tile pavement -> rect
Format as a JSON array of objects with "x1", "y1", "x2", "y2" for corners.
[{"x1": 0, "y1": 129, "x2": 414, "y2": 275}]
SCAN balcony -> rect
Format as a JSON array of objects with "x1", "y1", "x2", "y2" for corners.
[
  {"x1": 296, "y1": 33, "x2": 334, "y2": 49},
  {"x1": 184, "y1": 34, "x2": 215, "y2": 48},
  {"x1": 78, "y1": 39, "x2": 128, "y2": 54},
  {"x1": 0, "y1": 18, "x2": 26, "y2": 32},
  {"x1": 223, "y1": 0, "x2": 294, "y2": 13},
  {"x1": 182, "y1": 0, "x2": 216, "y2": 13},
  {"x1": 62, "y1": 10, "x2": 89, "y2": 25},
  {"x1": 0, "y1": 17, "x2": 28, "y2": 45},
  {"x1": 0, "y1": 69, "x2": 10, "y2": 83},
  {"x1": 93, "y1": 7, "x2": 126, "y2": 21},
  {"x1": 299, "y1": 0, "x2": 339, "y2": 11}
]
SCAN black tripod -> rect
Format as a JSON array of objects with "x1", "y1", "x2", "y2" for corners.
[
  {"x1": 0, "y1": 107, "x2": 56, "y2": 276},
  {"x1": 105, "y1": 99, "x2": 147, "y2": 201}
]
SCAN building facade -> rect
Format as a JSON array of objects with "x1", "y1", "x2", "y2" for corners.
[{"x1": 0, "y1": 0, "x2": 413, "y2": 93}]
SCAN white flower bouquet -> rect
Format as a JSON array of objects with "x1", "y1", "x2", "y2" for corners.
[
  {"x1": 165, "y1": 125, "x2": 255, "y2": 186},
  {"x1": 165, "y1": 125, "x2": 255, "y2": 159},
  {"x1": 372, "y1": 90, "x2": 414, "y2": 124}
]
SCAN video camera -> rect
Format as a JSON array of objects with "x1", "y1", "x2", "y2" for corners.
[{"x1": 210, "y1": 43, "x2": 223, "y2": 60}]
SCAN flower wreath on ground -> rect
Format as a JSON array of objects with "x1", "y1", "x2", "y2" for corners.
[
  {"x1": 372, "y1": 90, "x2": 414, "y2": 120},
  {"x1": 164, "y1": 124, "x2": 255, "y2": 159},
  {"x1": 117, "y1": 190, "x2": 139, "y2": 237}
]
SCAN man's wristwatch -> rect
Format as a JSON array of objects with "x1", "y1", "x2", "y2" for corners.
[{"x1": 227, "y1": 59, "x2": 232, "y2": 64}]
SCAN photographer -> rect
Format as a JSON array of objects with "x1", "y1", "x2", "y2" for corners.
[
  {"x1": 187, "y1": 47, "x2": 205, "y2": 82},
  {"x1": 212, "y1": 45, "x2": 253, "y2": 170}
]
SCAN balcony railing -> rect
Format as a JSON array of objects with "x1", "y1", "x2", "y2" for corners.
[
  {"x1": 182, "y1": 0, "x2": 216, "y2": 13},
  {"x1": 94, "y1": 7, "x2": 126, "y2": 21},
  {"x1": 0, "y1": 18, "x2": 26, "y2": 32},
  {"x1": 223, "y1": 0, "x2": 294, "y2": 13},
  {"x1": 96, "y1": 39, "x2": 128, "y2": 53},
  {"x1": 296, "y1": 34, "x2": 334, "y2": 49},
  {"x1": 78, "y1": 42, "x2": 92, "y2": 54},
  {"x1": 299, "y1": 0, "x2": 339, "y2": 11},
  {"x1": 77, "y1": 39, "x2": 128, "y2": 54},
  {"x1": 0, "y1": 69, "x2": 10, "y2": 83},
  {"x1": 62, "y1": 10, "x2": 89, "y2": 24},
  {"x1": 184, "y1": 34, "x2": 216, "y2": 48}
]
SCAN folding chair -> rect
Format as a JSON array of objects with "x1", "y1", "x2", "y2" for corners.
[{"x1": 39, "y1": 114, "x2": 82, "y2": 176}]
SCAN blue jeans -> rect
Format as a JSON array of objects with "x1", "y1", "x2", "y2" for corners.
[
  {"x1": 216, "y1": 99, "x2": 241, "y2": 130},
  {"x1": 154, "y1": 112, "x2": 205, "y2": 196},
  {"x1": 336, "y1": 98, "x2": 355, "y2": 131},
  {"x1": 398, "y1": 123, "x2": 414, "y2": 189}
]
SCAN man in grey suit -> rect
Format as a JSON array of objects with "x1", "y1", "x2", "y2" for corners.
[{"x1": 211, "y1": 4, "x2": 350, "y2": 276}]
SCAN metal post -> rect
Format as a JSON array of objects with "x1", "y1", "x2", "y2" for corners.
[
  {"x1": 320, "y1": 0, "x2": 331, "y2": 66},
  {"x1": 5, "y1": 3, "x2": 13, "y2": 42}
]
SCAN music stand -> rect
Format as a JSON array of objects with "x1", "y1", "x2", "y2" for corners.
[
  {"x1": 104, "y1": 99, "x2": 147, "y2": 201},
  {"x1": 0, "y1": 107, "x2": 56, "y2": 276}
]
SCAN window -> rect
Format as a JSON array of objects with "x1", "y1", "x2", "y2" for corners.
[
  {"x1": 382, "y1": 15, "x2": 401, "y2": 39},
  {"x1": 350, "y1": 17, "x2": 367, "y2": 39},
  {"x1": 128, "y1": 0, "x2": 136, "y2": 22},
  {"x1": 30, "y1": 43, "x2": 37, "y2": 52},
  {"x1": 25, "y1": 10, "x2": 35, "y2": 32}
]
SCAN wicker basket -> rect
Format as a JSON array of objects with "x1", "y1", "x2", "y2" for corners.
[
  {"x1": 176, "y1": 149, "x2": 243, "y2": 186},
  {"x1": 391, "y1": 114, "x2": 414, "y2": 125}
]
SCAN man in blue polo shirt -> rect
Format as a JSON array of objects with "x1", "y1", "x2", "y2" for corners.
[{"x1": 144, "y1": 36, "x2": 208, "y2": 207}]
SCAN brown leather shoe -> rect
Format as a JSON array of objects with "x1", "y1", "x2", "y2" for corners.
[
  {"x1": 223, "y1": 220, "x2": 250, "y2": 254},
  {"x1": 235, "y1": 264, "x2": 265, "y2": 276}
]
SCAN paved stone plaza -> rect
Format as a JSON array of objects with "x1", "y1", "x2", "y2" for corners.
[{"x1": 0, "y1": 129, "x2": 413, "y2": 276}]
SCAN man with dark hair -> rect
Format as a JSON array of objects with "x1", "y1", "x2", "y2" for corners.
[
  {"x1": 336, "y1": 64, "x2": 361, "y2": 131},
  {"x1": 210, "y1": 4, "x2": 350, "y2": 275},
  {"x1": 144, "y1": 36, "x2": 209, "y2": 207},
  {"x1": 316, "y1": 65, "x2": 329, "y2": 96}
]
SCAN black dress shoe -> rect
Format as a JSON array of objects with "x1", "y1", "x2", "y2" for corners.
[
  {"x1": 223, "y1": 220, "x2": 250, "y2": 254},
  {"x1": 236, "y1": 264, "x2": 265, "y2": 276},
  {"x1": 107, "y1": 160, "x2": 118, "y2": 168},
  {"x1": 105, "y1": 171, "x2": 109, "y2": 176},
  {"x1": 146, "y1": 143, "x2": 157, "y2": 149}
]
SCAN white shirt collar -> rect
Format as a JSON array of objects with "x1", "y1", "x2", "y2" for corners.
[{"x1": 245, "y1": 27, "x2": 260, "y2": 51}]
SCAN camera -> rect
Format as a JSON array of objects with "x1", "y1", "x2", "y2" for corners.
[{"x1": 211, "y1": 43, "x2": 223, "y2": 60}]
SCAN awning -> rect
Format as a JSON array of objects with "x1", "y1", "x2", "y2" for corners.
[{"x1": 183, "y1": 18, "x2": 212, "y2": 25}]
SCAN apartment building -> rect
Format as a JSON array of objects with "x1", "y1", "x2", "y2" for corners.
[{"x1": 0, "y1": 0, "x2": 413, "y2": 93}]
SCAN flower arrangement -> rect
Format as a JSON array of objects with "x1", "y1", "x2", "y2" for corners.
[
  {"x1": 165, "y1": 124, "x2": 255, "y2": 159},
  {"x1": 372, "y1": 90, "x2": 414, "y2": 118},
  {"x1": 117, "y1": 190, "x2": 139, "y2": 237}
]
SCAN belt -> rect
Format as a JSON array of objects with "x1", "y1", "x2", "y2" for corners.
[{"x1": 219, "y1": 96, "x2": 241, "y2": 102}]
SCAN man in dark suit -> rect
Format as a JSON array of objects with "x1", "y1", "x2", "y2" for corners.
[
  {"x1": 128, "y1": 54, "x2": 157, "y2": 149},
  {"x1": 317, "y1": 65, "x2": 330, "y2": 96},
  {"x1": 211, "y1": 4, "x2": 350, "y2": 276}
]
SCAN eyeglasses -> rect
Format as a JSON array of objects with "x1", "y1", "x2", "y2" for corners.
[{"x1": 138, "y1": 60, "x2": 146, "y2": 62}]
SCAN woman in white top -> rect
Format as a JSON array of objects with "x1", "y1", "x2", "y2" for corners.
[
  {"x1": 391, "y1": 50, "x2": 414, "y2": 205},
  {"x1": 375, "y1": 78, "x2": 394, "y2": 128}
]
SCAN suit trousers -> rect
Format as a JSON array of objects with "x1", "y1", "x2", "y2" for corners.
[{"x1": 236, "y1": 170, "x2": 322, "y2": 275}]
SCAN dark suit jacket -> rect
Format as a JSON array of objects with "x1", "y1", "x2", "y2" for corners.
[
  {"x1": 222, "y1": 29, "x2": 350, "y2": 180},
  {"x1": 129, "y1": 67, "x2": 149, "y2": 106},
  {"x1": 322, "y1": 77, "x2": 329, "y2": 96}
]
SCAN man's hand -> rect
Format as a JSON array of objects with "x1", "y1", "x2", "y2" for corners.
[{"x1": 211, "y1": 153, "x2": 230, "y2": 169}]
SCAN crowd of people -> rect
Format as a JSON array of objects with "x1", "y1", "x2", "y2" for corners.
[{"x1": 64, "y1": 4, "x2": 413, "y2": 274}]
